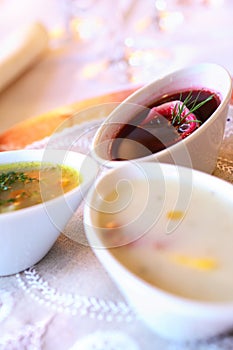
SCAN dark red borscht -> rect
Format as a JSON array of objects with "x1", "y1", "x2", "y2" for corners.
[{"x1": 110, "y1": 89, "x2": 221, "y2": 161}]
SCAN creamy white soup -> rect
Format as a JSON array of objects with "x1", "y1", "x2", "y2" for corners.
[{"x1": 93, "y1": 179, "x2": 233, "y2": 302}]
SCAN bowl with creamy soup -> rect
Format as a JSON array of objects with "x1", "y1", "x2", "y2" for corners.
[{"x1": 84, "y1": 161, "x2": 233, "y2": 341}]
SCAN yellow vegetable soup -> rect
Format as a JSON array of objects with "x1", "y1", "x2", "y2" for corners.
[{"x1": 0, "y1": 162, "x2": 81, "y2": 213}]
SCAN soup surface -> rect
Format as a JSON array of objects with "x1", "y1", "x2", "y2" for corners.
[
  {"x1": 110, "y1": 89, "x2": 221, "y2": 160},
  {"x1": 93, "y1": 179, "x2": 233, "y2": 302},
  {"x1": 0, "y1": 162, "x2": 80, "y2": 213}
]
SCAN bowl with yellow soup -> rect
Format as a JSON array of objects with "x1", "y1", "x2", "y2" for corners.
[
  {"x1": 83, "y1": 161, "x2": 233, "y2": 341},
  {"x1": 0, "y1": 149, "x2": 98, "y2": 276}
]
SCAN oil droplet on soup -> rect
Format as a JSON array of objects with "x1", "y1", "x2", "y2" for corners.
[
  {"x1": 94, "y1": 179, "x2": 233, "y2": 302},
  {"x1": 0, "y1": 162, "x2": 81, "y2": 213}
]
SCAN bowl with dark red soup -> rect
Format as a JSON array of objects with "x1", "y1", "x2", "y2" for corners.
[{"x1": 92, "y1": 63, "x2": 232, "y2": 173}]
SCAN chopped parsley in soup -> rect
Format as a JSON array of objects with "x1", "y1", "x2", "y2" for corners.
[{"x1": 0, "y1": 162, "x2": 81, "y2": 213}]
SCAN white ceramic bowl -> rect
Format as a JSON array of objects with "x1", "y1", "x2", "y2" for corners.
[
  {"x1": 84, "y1": 161, "x2": 233, "y2": 341},
  {"x1": 0, "y1": 149, "x2": 98, "y2": 276},
  {"x1": 92, "y1": 63, "x2": 232, "y2": 173}
]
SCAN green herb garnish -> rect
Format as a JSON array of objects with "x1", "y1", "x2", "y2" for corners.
[
  {"x1": 171, "y1": 90, "x2": 214, "y2": 126},
  {"x1": 0, "y1": 171, "x2": 38, "y2": 192},
  {"x1": 0, "y1": 197, "x2": 16, "y2": 206}
]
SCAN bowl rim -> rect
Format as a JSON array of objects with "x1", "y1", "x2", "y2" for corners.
[
  {"x1": 83, "y1": 161, "x2": 233, "y2": 315},
  {"x1": 91, "y1": 62, "x2": 232, "y2": 167}
]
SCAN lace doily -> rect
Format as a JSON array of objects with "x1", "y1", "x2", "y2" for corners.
[
  {"x1": 16, "y1": 265, "x2": 135, "y2": 323},
  {"x1": 0, "y1": 105, "x2": 233, "y2": 350},
  {"x1": 69, "y1": 331, "x2": 140, "y2": 350},
  {"x1": 0, "y1": 318, "x2": 52, "y2": 350}
]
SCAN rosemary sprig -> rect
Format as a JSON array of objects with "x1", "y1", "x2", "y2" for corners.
[{"x1": 171, "y1": 91, "x2": 214, "y2": 126}]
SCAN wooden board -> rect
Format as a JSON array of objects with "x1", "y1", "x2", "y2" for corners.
[{"x1": 0, "y1": 87, "x2": 138, "y2": 151}]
